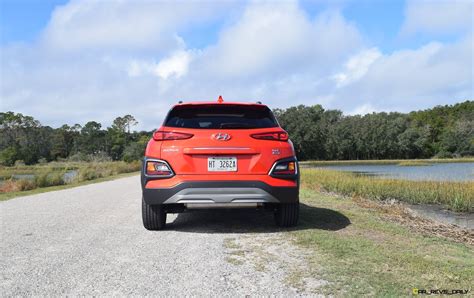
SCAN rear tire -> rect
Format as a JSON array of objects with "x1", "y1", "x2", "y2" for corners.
[
  {"x1": 142, "y1": 198, "x2": 166, "y2": 230},
  {"x1": 275, "y1": 203, "x2": 299, "y2": 227}
]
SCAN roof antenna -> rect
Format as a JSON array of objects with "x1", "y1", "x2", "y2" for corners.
[
  {"x1": 256, "y1": 101, "x2": 262, "y2": 104},
  {"x1": 178, "y1": 100, "x2": 183, "y2": 104},
  {"x1": 217, "y1": 95, "x2": 224, "y2": 103}
]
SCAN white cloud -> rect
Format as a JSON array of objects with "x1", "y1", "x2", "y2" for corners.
[
  {"x1": 154, "y1": 50, "x2": 192, "y2": 79},
  {"x1": 349, "y1": 103, "x2": 378, "y2": 115},
  {"x1": 330, "y1": 36, "x2": 472, "y2": 112},
  {"x1": 1, "y1": 0, "x2": 472, "y2": 130},
  {"x1": 401, "y1": 0, "x2": 473, "y2": 36},
  {"x1": 41, "y1": 0, "x2": 234, "y2": 52},
  {"x1": 201, "y1": 2, "x2": 362, "y2": 78},
  {"x1": 127, "y1": 50, "x2": 193, "y2": 79},
  {"x1": 332, "y1": 48, "x2": 382, "y2": 87}
]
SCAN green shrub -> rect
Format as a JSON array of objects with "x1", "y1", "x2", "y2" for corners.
[
  {"x1": 35, "y1": 171, "x2": 65, "y2": 187},
  {"x1": 35, "y1": 172, "x2": 49, "y2": 187},
  {"x1": 68, "y1": 152, "x2": 112, "y2": 162},
  {"x1": 79, "y1": 168, "x2": 99, "y2": 181},
  {"x1": 47, "y1": 172, "x2": 65, "y2": 186},
  {"x1": 38, "y1": 158, "x2": 48, "y2": 164},
  {"x1": 88, "y1": 152, "x2": 112, "y2": 162},
  {"x1": 0, "y1": 147, "x2": 18, "y2": 166},
  {"x1": 122, "y1": 143, "x2": 145, "y2": 162},
  {"x1": 68, "y1": 153, "x2": 88, "y2": 162},
  {"x1": 14, "y1": 160, "x2": 25, "y2": 167}
]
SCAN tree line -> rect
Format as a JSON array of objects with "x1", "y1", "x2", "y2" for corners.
[
  {"x1": 0, "y1": 100, "x2": 472, "y2": 165},
  {"x1": 274, "y1": 100, "x2": 473, "y2": 160},
  {"x1": 0, "y1": 113, "x2": 151, "y2": 166}
]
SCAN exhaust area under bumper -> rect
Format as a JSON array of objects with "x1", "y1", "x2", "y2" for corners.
[{"x1": 142, "y1": 181, "x2": 299, "y2": 205}]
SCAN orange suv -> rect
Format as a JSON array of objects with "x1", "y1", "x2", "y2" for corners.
[{"x1": 141, "y1": 97, "x2": 299, "y2": 230}]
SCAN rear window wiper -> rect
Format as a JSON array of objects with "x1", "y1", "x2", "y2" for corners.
[{"x1": 219, "y1": 123, "x2": 256, "y2": 129}]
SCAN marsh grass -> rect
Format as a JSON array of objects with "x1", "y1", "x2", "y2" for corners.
[
  {"x1": 0, "y1": 161, "x2": 141, "y2": 195},
  {"x1": 35, "y1": 171, "x2": 66, "y2": 187},
  {"x1": 0, "y1": 172, "x2": 138, "y2": 200},
  {"x1": 301, "y1": 157, "x2": 474, "y2": 167},
  {"x1": 301, "y1": 168, "x2": 473, "y2": 212},
  {"x1": 397, "y1": 160, "x2": 432, "y2": 166}
]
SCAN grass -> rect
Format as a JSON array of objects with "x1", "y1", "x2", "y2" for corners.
[
  {"x1": 0, "y1": 171, "x2": 139, "y2": 201},
  {"x1": 301, "y1": 157, "x2": 474, "y2": 166},
  {"x1": 0, "y1": 161, "x2": 141, "y2": 200},
  {"x1": 397, "y1": 160, "x2": 433, "y2": 166},
  {"x1": 301, "y1": 168, "x2": 473, "y2": 212},
  {"x1": 289, "y1": 189, "x2": 474, "y2": 296}
]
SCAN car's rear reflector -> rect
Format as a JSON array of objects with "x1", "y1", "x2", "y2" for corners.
[
  {"x1": 153, "y1": 131, "x2": 193, "y2": 141},
  {"x1": 251, "y1": 131, "x2": 289, "y2": 141}
]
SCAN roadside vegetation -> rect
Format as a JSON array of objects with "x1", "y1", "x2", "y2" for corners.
[
  {"x1": 275, "y1": 100, "x2": 473, "y2": 160},
  {"x1": 0, "y1": 112, "x2": 146, "y2": 199},
  {"x1": 0, "y1": 112, "x2": 151, "y2": 166},
  {"x1": 397, "y1": 160, "x2": 433, "y2": 166},
  {"x1": 301, "y1": 157, "x2": 474, "y2": 166},
  {"x1": 301, "y1": 168, "x2": 473, "y2": 212},
  {"x1": 1, "y1": 102, "x2": 472, "y2": 205},
  {"x1": 0, "y1": 161, "x2": 140, "y2": 200},
  {"x1": 1, "y1": 101, "x2": 473, "y2": 167},
  {"x1": 289, "y1": 189, "x2": 473, "y2": 296}
]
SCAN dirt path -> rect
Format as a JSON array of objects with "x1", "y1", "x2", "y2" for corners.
[{"x1": 0, "y1": 175, "x2": 324, "y2": 296}]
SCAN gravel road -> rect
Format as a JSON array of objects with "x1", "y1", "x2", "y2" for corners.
[{"x1": 1, "y1": 175, "x2": 325, "y2": 296}]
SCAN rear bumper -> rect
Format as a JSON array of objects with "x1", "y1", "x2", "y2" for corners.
[
  {"x1": 142, "y1": 181, "x2": 299, "y2": 205},
  {"x1": 141, "y1": 156, "x2": 299, "y2": 205}
]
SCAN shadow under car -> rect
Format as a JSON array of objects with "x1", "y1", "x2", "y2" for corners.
[{"x1": 162, "y1": 203, "x2": 351, "y2": 233}]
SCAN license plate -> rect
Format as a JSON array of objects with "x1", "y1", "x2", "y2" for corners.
[{"x1": 208, "y1": 157, "x2": 237, "y2": 172}]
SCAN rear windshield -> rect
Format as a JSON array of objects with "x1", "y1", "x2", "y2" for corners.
[{"x1": 164, "y1": 104, "x2": 279, "y2": 129}]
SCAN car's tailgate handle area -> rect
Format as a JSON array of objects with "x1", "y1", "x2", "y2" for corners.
[{"x1": 183, "y1": 147, "x2": 260, "y2": 155}]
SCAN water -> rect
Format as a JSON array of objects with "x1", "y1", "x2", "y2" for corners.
[
  {"x1": 408, "y1": 204, "x2": 473, "y2": 229},
  {"x1": 304, "y1": 161, "x2": 473, "y2": 228},
  {"x1": 1, "y1": 170, "x2": 79, "y2": 184},
  {"x1": 63, "y1": 170, "x2": 78, "y2": 183},
  {"x1": 11, "y1": 174, "x2": 36, "y2": 180},
  {"x1": 308, "y1": 162, "x2": 473, "y2": 182}
]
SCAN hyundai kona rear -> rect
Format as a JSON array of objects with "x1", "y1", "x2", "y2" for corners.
[{"x1": 141, "y1": 98, "x2": 299, "y2": 230}]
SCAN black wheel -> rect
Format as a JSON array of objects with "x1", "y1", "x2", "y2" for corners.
[
  {"x1": 274, "y1": 203, "x2": 299, "y2": 227},
  {"x1": 142, "y1": 197, "x2": 167, "y2": 230}
]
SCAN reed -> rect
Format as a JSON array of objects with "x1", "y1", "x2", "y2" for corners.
[
  {"x1": 301, "y1": 168, "x2": 473, "y2": 212},
  {"x1": 0, "y1": 161, "x2": 141, "y2": 194},
  {"x1": 397, "y1": 160, "x2": 432, "y2": 166},
  {"x1": 301, "y1": 157, "x2": 474, "y2": 167}
]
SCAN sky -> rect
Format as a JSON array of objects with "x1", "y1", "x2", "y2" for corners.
[{"x1": 0, "y1": 0, "x2": 472, "y2": 130}]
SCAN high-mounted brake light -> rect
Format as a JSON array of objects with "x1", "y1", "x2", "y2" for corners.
[
  {"x1": 145, "y1": 160, "x2": 174, "y2": 177},
  {"x1": 153, "y1": 131, "x2": 193, "y2": 141},
  {"x1": 251, "y1": 131, "x2": 289, "y2": 141}
]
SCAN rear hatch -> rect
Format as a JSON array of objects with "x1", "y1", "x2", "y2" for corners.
[{"x1": 159, "y1": 104, "x2": 293, "y2": 175}]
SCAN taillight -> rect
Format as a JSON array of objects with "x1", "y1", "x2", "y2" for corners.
[
  {"x1": 145, "y1": 160, "x2": 174, "y2": 177},
  {"x1": 153, "y1": 131, "x2": 193, "y2": 141},
  {"x1": 251, "y1": 131, "x2": 289, "y2": 141},
  {"x1": 270, "y1": 160, "x2": 297, "y2": 176}
]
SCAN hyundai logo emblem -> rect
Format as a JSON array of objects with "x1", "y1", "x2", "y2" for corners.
[{"x1": 214, "y1": 133, "x2": 231, "y2": 141}]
